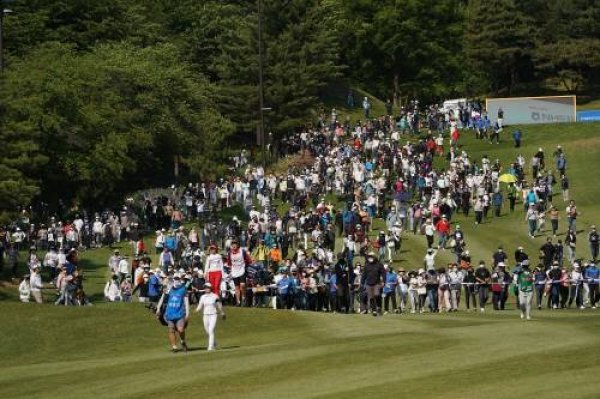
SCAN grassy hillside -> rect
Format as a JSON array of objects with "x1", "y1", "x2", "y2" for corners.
[{"x1": 2, "y1": 121, "x2": 600, "y2": 398}]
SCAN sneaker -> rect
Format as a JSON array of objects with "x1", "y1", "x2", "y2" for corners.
[
  {"x1": 372, "y1": 311, "x2": 378, "y2": 317},
  {"x1": 580, "y1": 306, "x2": 585, "y2": 309},
  {"x1": 593, "y1": 306, "x2": 597, "y2": 309},
  {"x1": 520, "y1": 314, "x2": 524, "y2": 319},
  {"x1": 384, "y1": 311, "x2": 389, "y2": 315},
  {"x1": 526, "y1": 316, "x2": 531, "y2": 320},
  {"x1": 171, "y1": 347, "x2": 179, "y2": 353},
  {"x1": 410, "y1": 310, "x2": 416, "y2": 314},
  {"x1": 480, "y1": 308, "x2": 485, "y2": 313}
]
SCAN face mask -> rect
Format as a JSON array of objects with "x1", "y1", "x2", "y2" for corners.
[{"x1": 173, "y1": 281, "x2": 182, "y2": 288}]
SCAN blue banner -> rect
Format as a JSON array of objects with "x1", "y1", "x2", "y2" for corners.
[{"x1": 577, "y1": 110, "x2": 600, "y2": 122}]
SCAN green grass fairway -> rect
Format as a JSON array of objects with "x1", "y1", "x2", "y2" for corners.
[
  {"x1": 2, "y1": 122, "x2": 600, "y2": 398},
  {"x1": 1, "y1": 303, "x2": 600, "y2": 398}
]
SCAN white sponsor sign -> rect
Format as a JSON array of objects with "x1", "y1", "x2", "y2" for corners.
[{"x1": 486, "y1": 96, "x2": 576, "y2": 125}]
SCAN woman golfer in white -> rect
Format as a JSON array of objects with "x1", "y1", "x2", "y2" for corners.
[{"x1": 195, "y1": 283, "x2": 226, "y2": 351}]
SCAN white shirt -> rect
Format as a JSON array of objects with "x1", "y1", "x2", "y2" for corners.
[
  {"x1": 118, "y1": 259, "x2": 129, "y2": 274},
  {"x1": 196, "y1": 292, "x2": 222, "y2": 315},
  {"x1": 205, "y1": 254, "x2": 224, "y2": 273},
  {"x1": 30, "y1": 272, "x2": 43, "y2": 292}
]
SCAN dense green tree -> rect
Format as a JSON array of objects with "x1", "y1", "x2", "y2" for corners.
[
  {"x1": 466, "y1": 0, "x2": 537, "y2": 95},
  {"x1": 534, "y1": 0, "x2": 600, "y2": 92},
  {"x1": 0, "y1": 42, "x2": 234, "y2": 209},
  {"x1": 163, "y1": 0, "x2": 342, "y2": 137},
  {"x1": 335, "y1": 0, "x2": 464, "y2": 104}
]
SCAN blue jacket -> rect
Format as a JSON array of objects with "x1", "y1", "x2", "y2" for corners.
[
  {"x1": 383, "y1": 272, "x2": 398, "y2": 294},
  {"x1": 585, "y1": 266, "x2": 600, "y2": 281},
  {"x1": 342, "y1": 210, "x2": 355, "y2": 225},
  {"x1": 148, "y1": 275, "x2": 161, "y2": 297},
  {"x1": 277, "y1": 276, "x2": 292, "y2": 295},
  {"x1": 329, "y1": 274, "x2": 337, "y2": 293},
  {"x1": 165, "y1": 236, "x2": 177, "y2": 251}
]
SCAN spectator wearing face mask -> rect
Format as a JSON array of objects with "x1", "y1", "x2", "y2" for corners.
[{"x1": 361, "y1": 251, "x2": 385, "y2": 316}]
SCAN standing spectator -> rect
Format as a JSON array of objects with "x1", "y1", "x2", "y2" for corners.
[
  {"x1": 540, "y1": 238, "x2": 555, "y2": 271},
  {"x1": 512, "y1": 129, "x2": 522, "y2": 148},
  {"x1": 548, "y1": 206, "x2": 559, "y2": 237},
  {"x1": 448, "y1": 264, "x2": 462, "y2": 311},
  {"x1": 565, "y1": 200, "x2": 578, "y2": 232},
  {"x1": 435, "y1": 215, "x2": 450, "y2": 249},
  {"x1": 383, "y1": 265, "x2": 398, "y2": 314},
  {"x1": 565, "y1": 229, "x2": 577, "y2": 263},
  {"x1": 118, "y1": 255, "x2": 130, "y2": 283},
  {"x1": 568, "y1": 262, "x2": 584, "y2": 309},
  {"x1": 29, "y1": 264, "x2": 44, "y2": 303},
  {"x1": 425, "y1": 268, "x2": 439, "y2": 313},
  {"x1": 8, "y1": 243, "x2": 19, "y2": 277},
  {"x1": 19, "y1": 274, "x2": 31, "y2": 302},
  {"x1": 533, "y1": 266, "x2": 546, "y2": 310},
  {"x1": 561, "y1": 175, "x2": 570, "y2": 202},
  {"x1": 589, "y1": 226, "x2": 599, "y2": 262},
  {"x1": 585, "y1": 262, "x2": 599, "y2": 308},
  {"x1": 362, "y1": 251, "x2": 385, "y2": 316},
  {"x1": 463, "y1": 267, "x2": 477, "y2": 311},
  {"x1": 474, "y1": 261, "x2": 491, "y2": 312},
  {"x1": 492, "y1": 191, "x2": 503, "y2": 217},
  {"x1": 424, "y1": 248, "x2": 438, "y2": 271},
  {"x1": 547, "y1": 262, "x2": 562, "y2": 309},
  {"x1": 556, "y1": 153, "x2": 567, "y2": 176},
  {"x1": 362, "y1": 97, "x2": 371, "y2": 119},
  {"x1": 526, "y1": 205, "x2": 538, "y2": 238},
  {"x1": 158, "y1": 247, "x2": 174, "y2": 273},
  {"x1": 108, "y1": 250, "x2": 121, "y2": 274}
]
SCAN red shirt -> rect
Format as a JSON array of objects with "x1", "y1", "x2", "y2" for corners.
[{"x1": 435, "y1": 219, "x2": 450, "y2": 234}]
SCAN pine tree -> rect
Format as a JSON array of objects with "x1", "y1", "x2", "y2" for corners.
[{"x1": 466, "y1": 0, "x2": 537, "y2": 95}]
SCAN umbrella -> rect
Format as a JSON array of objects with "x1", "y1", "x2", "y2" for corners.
[{"x1": 499, "y1": 173, "x2": 517, "y2": 183}]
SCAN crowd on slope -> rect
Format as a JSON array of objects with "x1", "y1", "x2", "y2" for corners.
[{"x1": 8, "y1": 100, "x2": 600, "y2": 319}]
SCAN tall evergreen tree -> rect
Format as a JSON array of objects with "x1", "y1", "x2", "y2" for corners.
[
  {"x1": 466, "y1": 0, "x2": 536, "y2": 95},
  {"x1": 534, "y1": 0, "x2": 600, "y2": 92}
]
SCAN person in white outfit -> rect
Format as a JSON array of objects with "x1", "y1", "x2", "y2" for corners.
[
  {"x1": 195, "y1": 283, "x2": 226, "y2": 351},
  {"x1": 29, "y1": 265, "x2": 44, "y2": 303},
  {"x1": 19, "y1": 274, "x2": 31, "y2": 302}
]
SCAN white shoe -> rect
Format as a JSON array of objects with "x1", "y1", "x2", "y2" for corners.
[
  {"x1": 580, "y1": 306, "x2": 585, "y2": 309},
  {"x1": 526, "y1": 316, "x2": 531, "y2": 320},
  {"x1": 520, "y1": 314, "x2": 524, "y2": 319},
  {"x1": 480, "y1": 308, "x2": 485, "y2": 313}
]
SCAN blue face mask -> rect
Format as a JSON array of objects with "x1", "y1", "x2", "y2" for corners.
[{"x1": 173, "y1": 281, "x2": 182, "y2": 288}]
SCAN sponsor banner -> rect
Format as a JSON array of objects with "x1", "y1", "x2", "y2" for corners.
[
  {"x1": 486, "y1": 96, "x2": 576, "y2": 125},
  {"x1": 577, "y1": 110, "x2": 600, "y2": 122}
]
